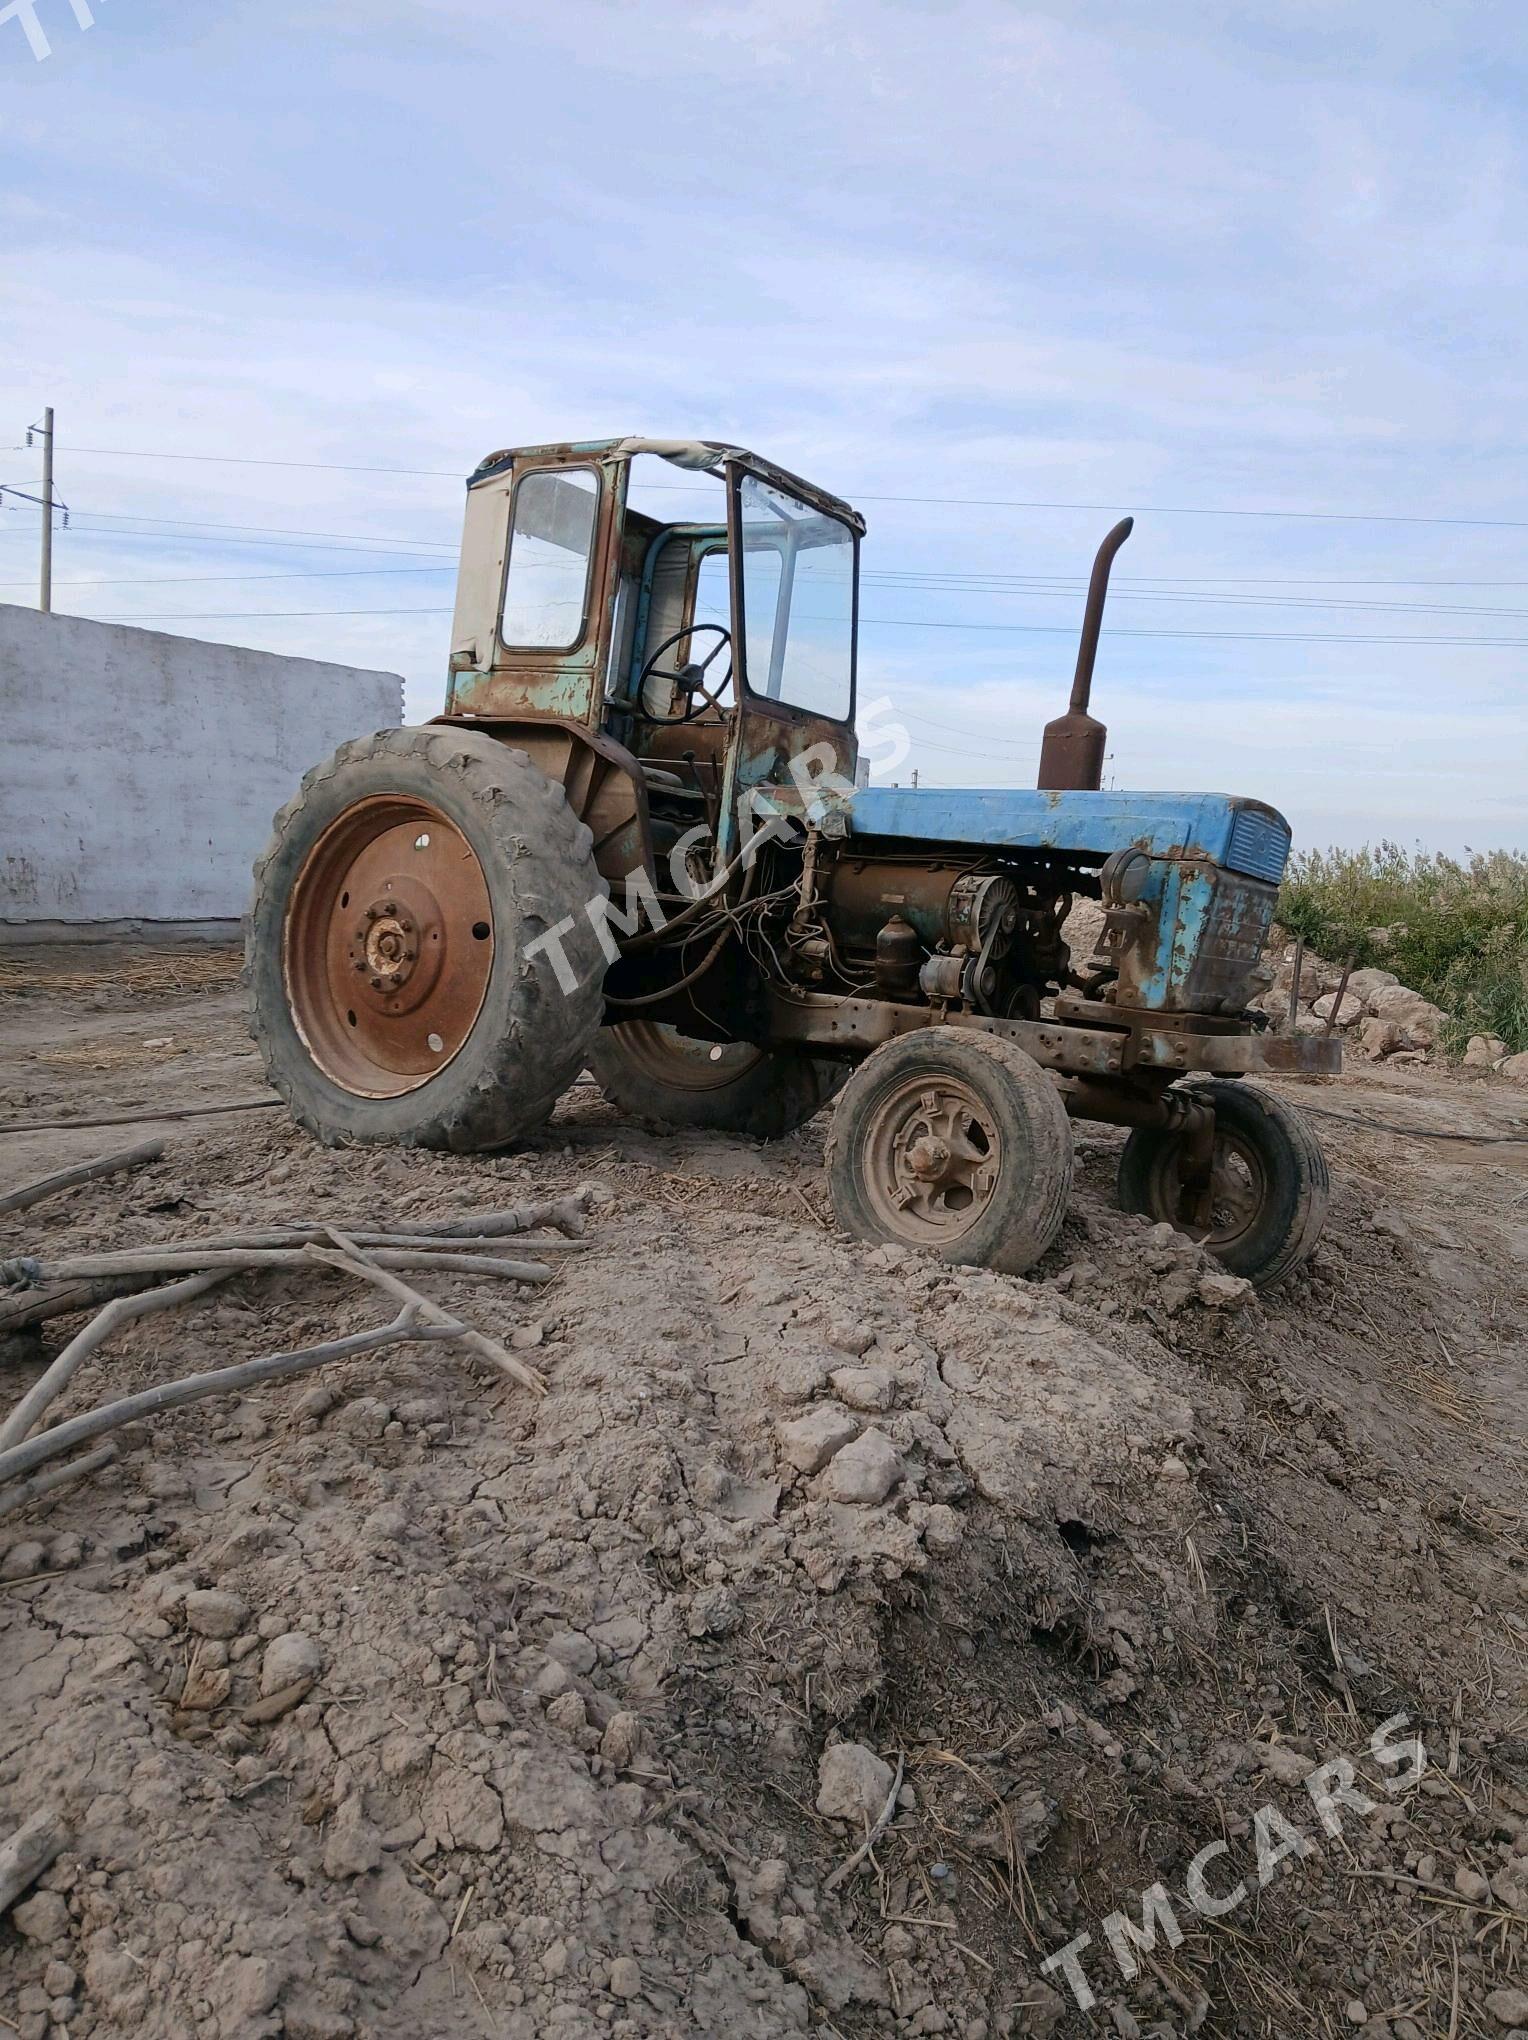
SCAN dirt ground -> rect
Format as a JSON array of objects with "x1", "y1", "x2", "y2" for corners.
[{"x1": 1, "y1": 949, "x2": 1525, "y2": 2040}]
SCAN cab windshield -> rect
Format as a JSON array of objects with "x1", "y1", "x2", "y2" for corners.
[{"x1": 736, "y1": 471, "x2": 855, "y2": 721}]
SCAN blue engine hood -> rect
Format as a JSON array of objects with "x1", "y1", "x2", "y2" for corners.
[{"x1": 845, "y1": 787, "x2": 1291, "y2": 884}]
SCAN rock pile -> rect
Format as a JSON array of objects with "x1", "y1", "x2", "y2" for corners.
[
  {"x1": 1251, "y1": 946, "x2": 1452, "y2": 1062},
  {"x1": 1251, "y1": 942, "x2": 1528, "y2": 1078}
]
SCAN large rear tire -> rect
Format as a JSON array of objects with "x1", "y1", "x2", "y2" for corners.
[
  {"x1": 587, "y1": 1021, "x2": 842, "y2": 1139},
  {"x1": 1116, "y1": 1078, "x2": 1329, "y2": 1288},
  {"x1": 247, "y1": 726, "x2": 607, "y2": 1151},
  {"x1": 825, "y1": 1030, "x2": 1073, "y2": 1273}
]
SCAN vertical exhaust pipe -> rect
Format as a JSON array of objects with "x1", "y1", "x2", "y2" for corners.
[{"x1": 1037, "y1": 516, "x2": 1133, "y2": 791}]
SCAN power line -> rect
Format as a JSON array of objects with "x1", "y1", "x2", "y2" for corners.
[
  {"x1": 16, "y1": 506, "x2": 457, "y2": 547},
  {"x1": 7, "y1": 521, "x2": 452, "y2": 559},
  {"x1": 0, "y1": 564, "x2": 454, "y2": 591},
  {"x1": 84, "y1": 602, "x2": 1528, "y2": 648},
  {"x1": 858, "y1": 616, "x2": 1528, "y2": 649},
  {"x1": 50, "y1": 445, "x2": 461, "y2": 480},
  {"x1": 25, "y1": 440, "x2": 1528, "y2": 530},
  {"x1": 12, "y1": 556, "x2": 1528, "y2": 623}
]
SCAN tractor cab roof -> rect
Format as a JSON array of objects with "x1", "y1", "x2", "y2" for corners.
[{"x1": 466, "y1": 436, "x2": 865, "y2": 536}]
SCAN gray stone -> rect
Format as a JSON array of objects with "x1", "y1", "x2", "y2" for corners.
[
  {"x1": 1347, "y1": 967, "x2": 1399, "y2": 1002},
  {"x1": 260, "y1": 1632, "x2": 323, "y2": 1697},
  {"x1": 544, "y1": 1628, "x2": 597, "y2": 1676},
  {"x1": 1355, "y1": 1016, "x2": 1402, "y2": 1060},
  {"x1": 819, "y1": 1428, "x2": 902, "y2": 1504},
  {"x1": 183, "y1": 1589, "x2": 249, "y2": 1639},
  {"x1": 1464, "y1": 1034, "x2": 1508, "y2": 1068},
  {"x1": 10, "y1": 1891, "x2": 70, "y2": 1943},
  {"x1": 778, "y1": 1404, "x2": 860, "y2": 1474},
  {"x1": 922, "y1": 1504, "x2": 964, "y2": 1557},
  {"x1": 829, "y1": 1364, "x2": 896, "y2": 1413},
  {"x1": 1312, "y1": 991, "x2": 1365, "y2": 1028},
  {"x1": 608, "y1": 1955, "x2": 642, "y2": 1999},
  {"x1": 817, "y1": 1741, "x2": 894, "y2": 1822},
  {"x1": 0, "y1": 1540, "x2": 46, "y2": 1583}
]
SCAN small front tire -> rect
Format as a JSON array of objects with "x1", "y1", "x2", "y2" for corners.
[
  {"x1": 826, "y1": 1030, "x2": 1073, "y2": 1273},
  {"x1": 1117, "y1": 1078, "x2": 1329, "y2": 1288}
]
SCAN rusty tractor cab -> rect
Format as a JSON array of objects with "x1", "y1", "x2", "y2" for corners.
[{"x1": 248, "y1": 436, "x2": 1340, "y2": 1288}]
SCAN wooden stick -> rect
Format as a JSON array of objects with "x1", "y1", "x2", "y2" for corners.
[
  {"x1": 0, "y1": 1443, "x2": 117, "y2": 1521},
  {"x1": 0, "y1": 1139, "x2": 165, "y2": 1218},
  {"x1": 307, "y1": 1231, "x2": 546, "y2": 1397},
  {"x1": 0, "y1": 1271, "x2": 228, "y2": 1453},
  {"x1": 0, "y1": 1236, "x2": 584, "y2": 1339},
  {"x1": 0, "y1": 1276, "x2": 167, "y2": 1340},
  {"x1": 0, "y1": 1810, "x2": 66, "y2": 1915},
  {"x1": 0, "y1": 1309, "x2": 463, "y2": 1492},
  {"x1": 114, "y1": 1226, "x2": 589, "y2": 1257},
  {"x1": 428, "y1": 1191, "x2": 590, "y2": 1239},
  {"x1": 2, "y1": 1245, "x2": 553, "y2": 1285},
  {"x1": 0, "y1": 1099, "x2": 280, "y2": 1136}
]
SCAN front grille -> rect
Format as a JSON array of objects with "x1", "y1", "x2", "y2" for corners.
[{"x1": 1225, "y1": 807, "x2": 1291, "y2": 885}]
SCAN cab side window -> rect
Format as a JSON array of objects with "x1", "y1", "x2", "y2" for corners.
[{"x1": 501, "y1": 468, "x2": 598, "y2": 650}]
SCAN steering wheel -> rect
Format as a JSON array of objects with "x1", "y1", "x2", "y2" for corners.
[{"x1": 635, "y1": 623, "x2": 733, "y2": 726}]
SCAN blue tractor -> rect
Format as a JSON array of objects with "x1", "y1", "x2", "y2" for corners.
[{"x1": 249, "y1": 437, "x2": 1338, "y2": 1287}]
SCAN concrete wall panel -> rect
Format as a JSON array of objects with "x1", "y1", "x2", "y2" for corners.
[{"x1": 1, "y1": 605, "x2": 404, "y2": 929}]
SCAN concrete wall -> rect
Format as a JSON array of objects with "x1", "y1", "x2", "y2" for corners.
[{"x1": 1, "y1": 605, "x2": 404, "y2": 933}]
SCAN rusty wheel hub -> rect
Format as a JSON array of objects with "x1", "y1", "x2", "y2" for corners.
[
  {"x1": 1176, "y1": 1131, "x2": 1265, "y2": 1246},
  {"x1": 863, "y1": 1076, "x2": 1002, "y2": 1245},
  {"x1": 284, "y1": 797, "x2": 494, "y2": 1098}
]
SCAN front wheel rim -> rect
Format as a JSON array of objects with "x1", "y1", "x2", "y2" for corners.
[
  {"x1": 283, "y1": 795, "x2": 494, "y2": 1098},
  {"x1": 860, "y1": 1072, "x2": 1002, "y2": 1246},
  {"x1": 1166, "y1": 1128, "x2": 1267, "y2": 1248}
]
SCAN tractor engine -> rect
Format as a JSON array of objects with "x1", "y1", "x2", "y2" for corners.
[
  {"x1": 787, "y1": 837, "x2": 1282, "y2": 1024},
  {"x1": 797, "y1": 853, "x2": 1074, "y2": 1019}
]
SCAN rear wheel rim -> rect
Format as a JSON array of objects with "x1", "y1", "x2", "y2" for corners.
[
  {"x1": 283, "y1": 794, "x2": 494, "y2": 1098},
  {"x1": 860, "y1": 1072, "x2": 1002, "y2": 1246},
  {"x1": 608, "y1": 1021, "x2": 767, "y2": 1093}
]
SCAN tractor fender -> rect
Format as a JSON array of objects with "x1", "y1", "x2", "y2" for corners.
[{"x1": 428, "y1": 713, "x2": 654, "y2": 888}]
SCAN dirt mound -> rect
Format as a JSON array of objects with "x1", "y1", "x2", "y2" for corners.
[{"x1": 2, "y1": 1004, "x2": 1527, "y2": 2038}]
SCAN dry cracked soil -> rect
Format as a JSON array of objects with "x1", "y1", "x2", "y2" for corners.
[{"x1": 1, "y1": 948, "x2": 1526, "y2": 2040}]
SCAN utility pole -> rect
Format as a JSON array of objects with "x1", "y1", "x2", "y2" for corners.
[
  {"x1": 6, "y1": 413, "x2": 68, "y2": 607},
  {"x1": 38, "y1": 406, "x2": 53, "y2": 612}
]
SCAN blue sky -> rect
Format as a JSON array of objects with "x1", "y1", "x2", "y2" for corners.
[{"x1": 2, "y1": 0, "x2": 1525, "y2": 853}]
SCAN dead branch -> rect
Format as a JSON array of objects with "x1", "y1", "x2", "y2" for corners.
[
  {"x1": 0, "y1": 1139, "x2": 166, "y2": 1219},
  {"x1": 0, "y1": 1275, "x2": 168, "y2": 1341},
  {"x1": 0, "y1": 1230, "x2": 583, "y2": 1340},
  {"x1": 1, "y1": 1245, "x2": 553, "y2": 1287},
  {"x1": 825, "y1": 1753, "x2": 907, "y2": 1892},
  {"x1": 0, "y1": 1443, "x2": 117, "y2": 1521},
  {"x1": 307, "y1": 1230, "x2": 546, "y2": 1396},
  {"x1": 427, "y1": 1190, "x2": 591, "y2": 1239},
  {"x1": 0, "y1": 1810, "x2": 66, "y2": 1915},
  {"x1": 117, "y1": 1225, "x2": 590, "y2": 1257},
  {"x1": 0, "y1": 1271, "x2": 228, "y2": 1453},
  {"x1": 0, "y1": 1308, "x2": 464, "y2": 1495}
]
